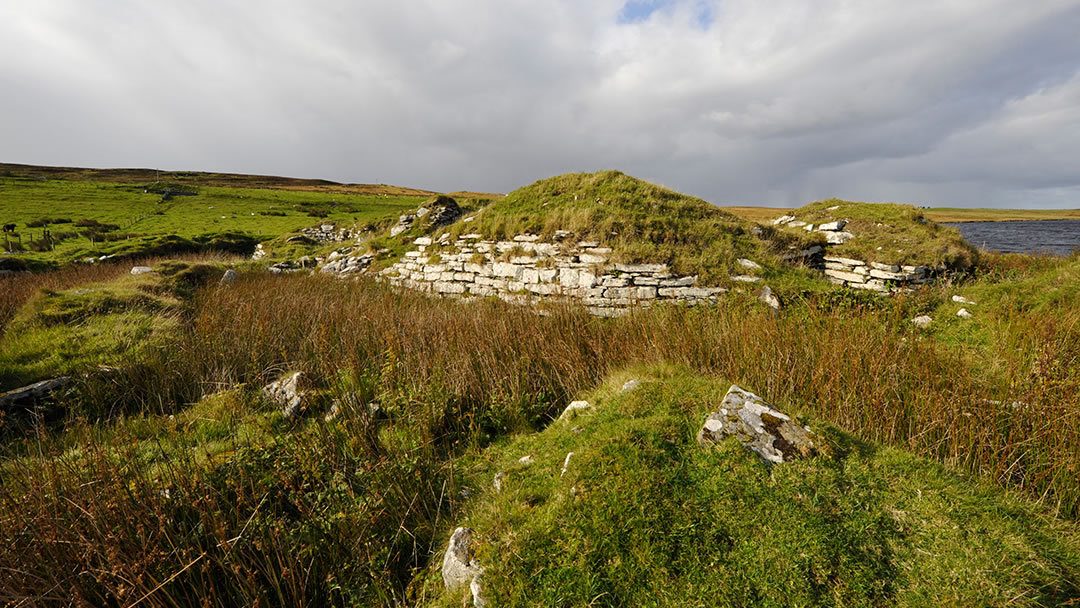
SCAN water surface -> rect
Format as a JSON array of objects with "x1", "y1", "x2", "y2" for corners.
[{"x1": 943, "y1": 220, "x2": 1080, "y2": 256}]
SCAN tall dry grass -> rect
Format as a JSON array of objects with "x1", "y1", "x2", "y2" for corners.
[{"x1": 1, "y1": 271, "x2": 1077, "y2": 605}]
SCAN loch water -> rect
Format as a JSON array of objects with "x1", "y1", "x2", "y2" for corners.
[{"x1": 943, "y1": 220, "x2": 1080, "y2": 256}]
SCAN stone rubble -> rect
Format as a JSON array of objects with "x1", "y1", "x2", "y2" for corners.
[
  {"x1": 697, "y1": 385, "x2": 817, "y2": 464},
  {"x1": 300, "y1": 223, "x2": 354, "y2": 243}
]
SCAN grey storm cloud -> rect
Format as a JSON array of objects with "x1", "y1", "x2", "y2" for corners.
[{"x1": 1, "y1": 0, "x2": 1078, "y2": 208}]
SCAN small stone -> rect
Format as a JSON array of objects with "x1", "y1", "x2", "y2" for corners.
[
  {"x1": 818, "y1": 220, "x2": 847, "y2": 231},
  {"x1": 413, "y1": 237, "x2": 432, "y2": 246},
  {"x1": 518, "y1": 455, "x2": 534, "y2": 465},
  {"x1": 737, "y1": 258, "x2": 761, "y2": 270},
  {"x1": 957, "y1": 308, "x2": 973, "y2": 319},
  {"x1": 912, "y1": 315, "x2": 932, "y2": 328},
  {"x1": 732, "y1": 275, "x2": 761, "y2": 283},
  {"x1": 130, "y1": 266, "x2": 153, "y2": 275},
  {"x1": 561, "y1": 452, "x2": 574, "y2": 477},
  {"x1": 220, "y1": 269, "x2": 238, "y2": 283},
  {"x1": 559, "y1": 400, "x2": 591, "y2": 420},
  {"x1": 952, "y1": 295, "x2": 975, "y2": 304},
  {"x1": 826, "y1": 231, "x2": 855, "y2": 244},
  {"x1": 772, "y1": 215, "x2": 795, "y2": 225},
  {"x1": 493, "y1": 472, "x2": 504, "y2": 493},
  {"x1": 758, "y1": 285, "x2": 781, "y2": 312},
  {"x1": 621, "y1": 380, "x2": 641, "y2": 392}
]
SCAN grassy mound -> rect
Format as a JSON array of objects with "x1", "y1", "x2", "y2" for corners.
[
  {"x1": 781, "y1": 199, "x2": 978, "y2": 269},
  {"x1": 430, "y1": 171, "x2": 817, "y2": 283},
  {"x1": 419, "y1": 365, "x2": 1080, "y2": 607}
]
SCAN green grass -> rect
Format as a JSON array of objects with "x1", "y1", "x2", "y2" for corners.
[
  {"x1": 0, "y1": 176, "x2": 424, "y2": 265},
  {"x1": 777, "y1": 199, "x2": 978, "y2": 268},
  {"x1": 419, "y1": 365, "x2": 1080, "y2": 607},
  {"x1": 0, "y1": 260, "x2": 233, "y2": 391}
]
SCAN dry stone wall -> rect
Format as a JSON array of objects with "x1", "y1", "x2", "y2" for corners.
[
  {"x1": 376, "y1": 233, "x2": 730, "y2": 316},
  {"x1": 823, "y1": 255, "x2": 940, "y2": 294}
]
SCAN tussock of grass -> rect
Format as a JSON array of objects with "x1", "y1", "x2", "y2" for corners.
[
  {"x1": 783, "y1": 199, "x2": 978, "y2": 268},
  {"x1": 418, "y1": 365, "x2": 1080, "y2": 607}
]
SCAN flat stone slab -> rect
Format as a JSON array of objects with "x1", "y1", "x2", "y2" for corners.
[
  {"x1": 0, "y1": 376, "x2": 73, "y2": 411},
  {"x1": 697, "y1": 385, "x2": 817, "y2": 464}
]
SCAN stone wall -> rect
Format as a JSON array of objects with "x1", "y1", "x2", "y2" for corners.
[
  {"x1": 372, "y1": 234, "x2": 732, "y2": 316},
  {"x1": 822, "y1": 256, "x2": 939, "y2": 293},
  {"x1": 301, "y1": 223, "x2": 355, "y2": 243}
]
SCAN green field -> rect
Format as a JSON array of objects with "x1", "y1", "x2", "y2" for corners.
[{"x1": 0, "y1": 175, "x2": 425, "y2": 267}]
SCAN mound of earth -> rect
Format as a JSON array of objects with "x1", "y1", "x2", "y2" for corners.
[
  {"x1": 427, "y1": 171, "x2": 815, "y2": 283},
  {"x1": 774, "y1": 199, "x2": 978, "y2": 270}
]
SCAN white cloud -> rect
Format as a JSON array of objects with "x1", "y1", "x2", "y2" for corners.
[{"x1": 1, "y1": 0, "x2": 1078, "y2": 207}]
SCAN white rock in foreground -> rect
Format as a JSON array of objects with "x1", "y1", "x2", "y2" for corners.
[
  {"x1": 911, "y1": 315, "x2": 933, "y2": 328},
  {"x1": 957, "y1": 308, "x2": 973, "y2": 319},
  {"x1": 697, "y1": 385, "x2": 817, "y2": 464},
  {"x1": 952, "y1": 295, "x2": 975, "y2": 304},
  {"x1": 130, "y1": 266, "x2": 153, "y2": 275},
  {"x1": 441, "y1": 527, "x2": 486, "y2": 607}
]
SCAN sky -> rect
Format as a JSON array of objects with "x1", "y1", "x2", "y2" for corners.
[{"x1": 1, "y1": 0, "x2": 1079, "y2": 208}]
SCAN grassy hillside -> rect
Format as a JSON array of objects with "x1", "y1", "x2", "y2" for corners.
[
  {"x1": 418, "y1": 366, "x2": 1080, "y2": 607},
  {"x1": 0, "y1": 169, "x2": 426, "y2": 267}
]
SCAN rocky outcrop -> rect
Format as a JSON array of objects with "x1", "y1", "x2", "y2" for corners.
[
  {"x1": 442, "y1": 527, "x2": 486, "y2": 607},
  {"x1": 697, "y1": 385, "x2": 817, "y2": 464}
]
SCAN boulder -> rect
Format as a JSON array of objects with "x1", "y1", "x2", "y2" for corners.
[
  {"x1": 911, "y1": 315, "x2": 933, "y2": 328},
  {"x1": 262, "y1": 371, "x2": 308, "y2": 420},
  {"x1": 441, "y1": 527, "x2": 486, "y2": 607},
  {"x1": 220, "y1": 269, "x2": 238, "y2": 283},
  {"x1": 818, "y1": 220, "x2": 847, "y2": 231},
  {"x1": 130, "y1": 266, "x2": 153, "y2": 275},
  {"x1": 697, "y1": 385, "x2": 817, "y2": 464}
]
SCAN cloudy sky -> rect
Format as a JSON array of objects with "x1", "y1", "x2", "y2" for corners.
[{"x1": 2, "y1": 0, "x2": 1079, "y2": 208}]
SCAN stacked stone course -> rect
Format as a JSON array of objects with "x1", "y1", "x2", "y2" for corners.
[
  {"x1": 822, "y1": 256, "x2": 939, "y2": 293},
  {"x1": 377, "y1": 234, "x2": 730, "y2": 316}
]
